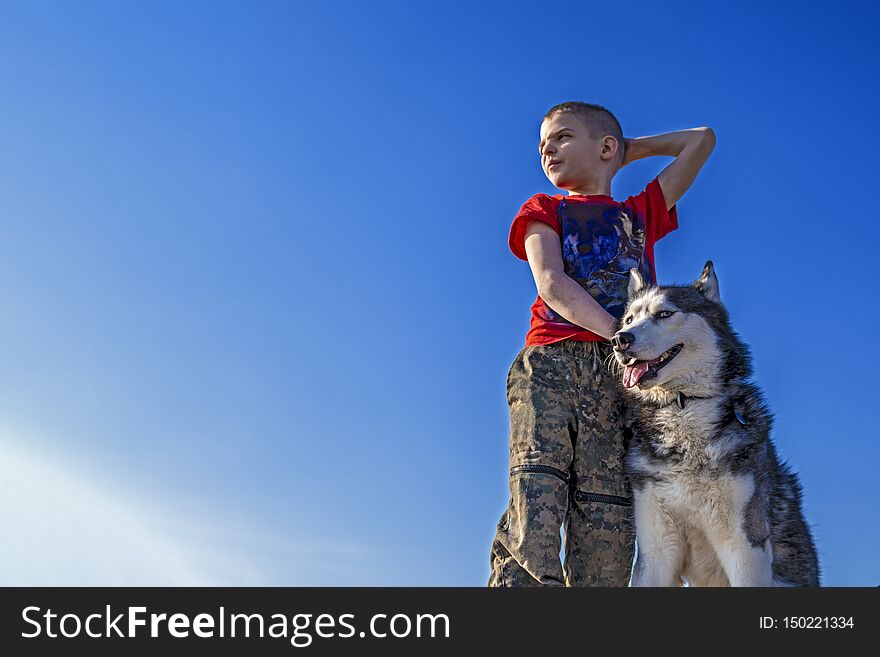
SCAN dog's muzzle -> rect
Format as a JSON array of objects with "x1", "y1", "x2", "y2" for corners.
[{"x1": 611, "y1": 332, "x2": 634, "y2": 352}]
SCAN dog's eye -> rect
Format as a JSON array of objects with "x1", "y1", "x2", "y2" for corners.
[
  {"x1": 656, "y1": 310, "x2": 674, "y2": 319},
  {"x1": 624, "y1": 316, "x2": 633, "y2": 325}
]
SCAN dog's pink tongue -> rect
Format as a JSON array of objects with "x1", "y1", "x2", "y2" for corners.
[{"x1": 624, "y1": 361, "x2": 650, "y2": 389}]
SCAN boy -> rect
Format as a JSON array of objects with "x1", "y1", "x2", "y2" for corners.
[{"x1": 488, "y1": 102, "x2": 715, "y2": 586}]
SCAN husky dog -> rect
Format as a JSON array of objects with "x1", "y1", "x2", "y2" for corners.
[{"x1": 610, "y1": 261, "x2": 820, "y2": 587}]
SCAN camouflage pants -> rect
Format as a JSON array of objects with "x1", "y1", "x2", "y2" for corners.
[{"x1": 488, "y1": 339, "x2": 636, "y2": 587}]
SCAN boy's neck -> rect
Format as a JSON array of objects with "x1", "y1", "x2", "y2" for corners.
[{"x1": 564, "y1": 174, "x2": 614, "y2": 197}]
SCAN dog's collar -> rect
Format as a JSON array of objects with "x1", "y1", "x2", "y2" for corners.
[
  {"x1": 645, "y1": 392, "x2": 691, "y2": 409},
  {"x1": 657, "y1": 392, "x2": 699, "y2": 410},
  {"x1": 663, "y1": 392, "x2": 749, "y2": 425},
  {"x1": 658, "y1": 392, "x2": 690, "y2": 409}
]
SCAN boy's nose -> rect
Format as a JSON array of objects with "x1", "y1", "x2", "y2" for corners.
[{"x1": 611, "y1": 332, "x2": 634, "y2": 351}]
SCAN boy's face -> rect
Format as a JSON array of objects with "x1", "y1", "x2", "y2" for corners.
[{"x1": 539, "y1": 112, "x2": 616, "y2": 190}]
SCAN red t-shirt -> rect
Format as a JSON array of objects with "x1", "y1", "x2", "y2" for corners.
[{"x1": 509, "y1": 176, "x2": 678, "y2": 346}]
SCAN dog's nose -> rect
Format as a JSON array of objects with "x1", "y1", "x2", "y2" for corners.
[{"x1": 611, "y1": 332, "x2": 634, "y2": 351}]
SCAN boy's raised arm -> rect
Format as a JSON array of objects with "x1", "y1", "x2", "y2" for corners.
[{"x1": 622, "y1": 127, "x2": 716, "y2": 210}]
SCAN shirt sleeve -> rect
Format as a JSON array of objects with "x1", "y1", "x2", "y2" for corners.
[
  {"x1": 625, "y1": 176, "x2": 679, "y2": 244},
  {"x1": 508, "y1": 194, "x2": 561, "y2": 261}
]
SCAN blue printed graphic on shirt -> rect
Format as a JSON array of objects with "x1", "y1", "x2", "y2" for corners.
[{"x1": 542, "y1": 199, "x2": 654, "y2": 324}]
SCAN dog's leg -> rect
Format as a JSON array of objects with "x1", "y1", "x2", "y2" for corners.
[
  {"x1": 706, "y1": 474, "x2": 774, "y2": 587},
  {"x1": 629, "y1": 487, "x2": 685, "y2": 587},
  {"x1": 715, "y1": 538, "x2": 774, "y2": 587}
]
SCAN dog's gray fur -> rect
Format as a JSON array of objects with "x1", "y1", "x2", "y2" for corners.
[{"x1": 610, "y1": 261, "x2": 820, "y2": 586}]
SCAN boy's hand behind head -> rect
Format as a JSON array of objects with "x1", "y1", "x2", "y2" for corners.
[{"x1": 621, "y1": 137, "x2": 633, "y2": 168}]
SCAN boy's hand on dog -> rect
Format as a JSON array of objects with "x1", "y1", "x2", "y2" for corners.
[{"x1": 621, "y1": 137, "x2": 634, "y2": 168}]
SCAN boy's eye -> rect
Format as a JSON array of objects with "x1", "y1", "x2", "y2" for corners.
[
  {"x1": 656, "y1": 310, "x2": 674, "y2": 319},
  {"x1": 540, "y1": 134, "x2": 570, "y2": 152}
]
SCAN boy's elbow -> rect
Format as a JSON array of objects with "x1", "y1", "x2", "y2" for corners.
[
  {"x1": 697, "y1": 127, "x2": 716, "y2": 148},
  {"x1": 537, "y1": 270, "x2": 564, "y2": 301}
]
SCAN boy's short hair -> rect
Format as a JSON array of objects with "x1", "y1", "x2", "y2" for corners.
[{"x1": 543, "y1": 101, "x2": 624, "y2": 165}]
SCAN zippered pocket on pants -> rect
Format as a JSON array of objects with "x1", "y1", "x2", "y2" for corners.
[
  {"x1": 574, "y1": 490, "x2": 633, "y2": 507},
  {"x1": 509, "y1": 464, "x2": 570, "y2": 485}
]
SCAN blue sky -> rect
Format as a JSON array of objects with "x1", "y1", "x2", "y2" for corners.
[{"x1": 0, "y1": 0, "x2": 876, "y2": 586}]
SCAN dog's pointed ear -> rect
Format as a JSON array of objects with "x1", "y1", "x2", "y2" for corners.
[
  {"x1": 628, "y1": 268, "x2": 646, "y2": 299},
  {"x1": 692, "y1": 260, "x2": 720, "y2": 302}
]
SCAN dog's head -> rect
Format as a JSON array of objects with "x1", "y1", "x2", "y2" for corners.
[{"x1": 611, "y1": 261, "x2": 751, "y2": 400}]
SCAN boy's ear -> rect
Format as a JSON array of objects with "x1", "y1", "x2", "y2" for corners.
[
  {"x1": 692, "y1": 260, "x2": 720, "y2": 302},
  {"x1": 628, "y1": 268, "x2": 646, "y2": 299},
  {"x1": 601, "y1": 135, "x2": 621, "y2": 163}
]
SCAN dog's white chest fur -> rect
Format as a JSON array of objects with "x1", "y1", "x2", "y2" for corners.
[{"x1": 649, "y1": 398, "x2": 723, "y2": 462}]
